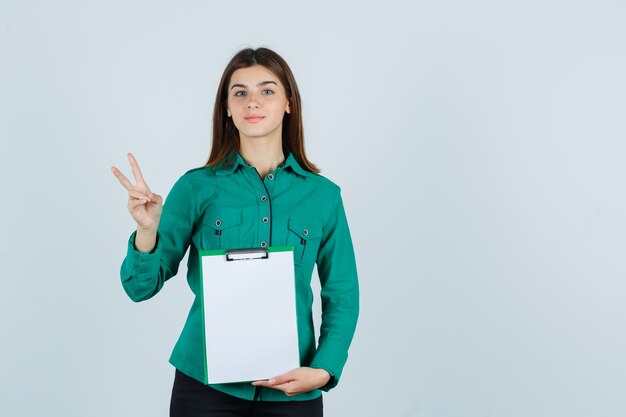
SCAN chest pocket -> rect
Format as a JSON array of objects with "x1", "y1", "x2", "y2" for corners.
[
  {"x1": 200, "y1": 208, "x2": 242, "y2": 250},
  {"x1": 287, "y1": 217, "x2": 323, "y2": 267}
]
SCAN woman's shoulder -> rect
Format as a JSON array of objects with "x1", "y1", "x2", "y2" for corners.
[
  {"x1": 166, "y1": 166, "x2": 218, "y2": 197},
  {"x1": 177, "y1": 165, "x2": 218, "y2": 183},
  {"x1": 299, "y1": 170, "x2": 341, "y2": 193}
]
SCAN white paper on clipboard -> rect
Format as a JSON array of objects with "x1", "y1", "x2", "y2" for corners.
[{"x1": 200, "y1": 246, "x2": 300, "y2": 384}]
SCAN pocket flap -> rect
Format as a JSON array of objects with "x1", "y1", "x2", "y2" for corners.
[
  {"x1": 203, "y1": 208, "x2": 242, "y2": 230},
  {"x1": 288, "y1": 217, "x2": 323, "y2": 240}
]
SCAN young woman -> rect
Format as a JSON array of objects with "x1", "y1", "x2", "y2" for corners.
[{"x1": 111, "y1": 47, "x2": 359, "y2": 417}]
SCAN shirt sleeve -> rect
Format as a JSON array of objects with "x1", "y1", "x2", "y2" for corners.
[
  {"x1": 120, "y1": 175, "x2": 196, "y2": 302},
  {"x1": 309, "y1": 188, "x2": 359, "y2": 391}
]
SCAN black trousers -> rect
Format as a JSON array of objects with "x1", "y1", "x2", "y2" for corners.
[{"x1": 170, "y1": 370, "x2": 323, "y2": 417}]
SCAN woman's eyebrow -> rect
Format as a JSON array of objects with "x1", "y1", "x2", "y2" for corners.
[{"x1": 230, "y1": 81, "x2": 278, "y2": 90}]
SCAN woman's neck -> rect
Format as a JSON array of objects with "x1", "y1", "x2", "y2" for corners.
[{"x1": 239, "y1": 136, "x2": 285, "y2": 179}]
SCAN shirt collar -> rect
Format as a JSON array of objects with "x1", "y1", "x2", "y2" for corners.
[
  {"x1": 215, "y1": 152, "x2": 246, "y2": 176},
  {"x1": 282, "y1": 151, "x2": 309, "y2": 177},
  {"x1": 215, "y1": 150, "x2": 309, "y2": 178}
]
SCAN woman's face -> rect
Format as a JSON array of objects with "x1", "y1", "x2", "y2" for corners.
[{"x1": 226, "y1": 64, "x2": 291, "y2": 143}]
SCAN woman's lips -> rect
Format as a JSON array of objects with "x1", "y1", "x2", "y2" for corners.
[{"x1": 245, "y1": 115, "x2": 265, "y2": 123}]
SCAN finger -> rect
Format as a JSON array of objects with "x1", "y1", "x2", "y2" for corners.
[
  {"x1": 148, "y1": 193, "x2": 163, "y2": 206},
  {"x1": 267, "y1": 381, "x2": 303, "y2": 396},
  {"x1": 129, "y1": 190, "x2": 152, "y2": 202},
  {"x1": 252, "y1": 373, "x2": 293, "y2": 387},
  {"x1": 127, "y1": 153, "x2": 149, "y2": 189},
  {"x1": 128, "y1": 199, "x2": 148, "y2": 211},
  {"x1": 251, "y1": 380, "x2": 291, "y2": 391},
  {"x1": 250, "y1": 380, "x2": 305, "y2": 397},
  {"x1": 111, "y1": 166, "x2": 134, "y2": 191},
  {"x1": 268, "y1": 373, "x2": 295, "y2": 386}
]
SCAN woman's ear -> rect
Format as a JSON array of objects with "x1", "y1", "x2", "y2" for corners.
[
  {"x1": 285, "y1": 103, "x2": 291, "y2": 114},
  {"x1": 227, "y1": 109, "x2": 232, "y2": 117}
]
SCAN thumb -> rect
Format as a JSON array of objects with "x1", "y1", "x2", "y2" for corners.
[
  {"x1": 148, "y1": 193, "x2": 163, "y2": 205},
  {"x1": 268, "y1": 372, "x2": 294, "y2": 386}
]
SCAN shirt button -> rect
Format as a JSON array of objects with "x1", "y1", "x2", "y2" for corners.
[
  {"x1": 262, "y1": 217, "x2": 269, "y2": 223},
  {"x1": 215, "y1": 219, "x2": 222, "y2": 227},
  {"x1": 260, "y1": 195, "x2": 267, "y2": 202},
  {"x1": 302, "y1": 229, "x2": 309, "y2": 236},
  {"x1": 260, "y1": 241, "x2": 267, "y2": 248},
  {"x1": 267, "y1": 173, "x2": 274, "y2": 180}
]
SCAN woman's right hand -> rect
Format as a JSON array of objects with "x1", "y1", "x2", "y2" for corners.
[{"x1": 111, "y1": 153, "x2": 163, "y2": 241}]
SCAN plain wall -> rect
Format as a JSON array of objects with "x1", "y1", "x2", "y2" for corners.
[{"x1": 1, "y1": 1, "x2": 625, "y2": 416}]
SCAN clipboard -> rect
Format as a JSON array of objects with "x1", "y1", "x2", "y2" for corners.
[{"x1": 199, "y1": 246, "x2": 300, "y2": 384}]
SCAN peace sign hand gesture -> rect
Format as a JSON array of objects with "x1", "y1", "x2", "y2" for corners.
[{"x1": 111, "y1": 153, "x2": 163, "y2": 252}]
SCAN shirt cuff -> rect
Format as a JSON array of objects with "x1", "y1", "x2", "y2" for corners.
[
  {"x1": 309, "y1": 338, "x2": 349, "y2": 391},
  {"x1": 122, "y1": 231, "x2": 162, "y2": 281}
]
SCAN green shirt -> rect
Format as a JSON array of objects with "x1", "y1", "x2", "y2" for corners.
[{"x1": 120, "y1": 152, "x2": 359, "y2": 401}]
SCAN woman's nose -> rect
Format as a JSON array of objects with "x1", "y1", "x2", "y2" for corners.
[{"x1": 246, "y1": 93, "x2": 260, "y2": 109}]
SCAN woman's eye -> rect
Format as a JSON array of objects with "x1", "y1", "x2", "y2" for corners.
[
  {"x1": 262, "y1": 89, "x2": 274, "y2": 95},
  {"x1": 234, "y1": 91, "x2": 245, "y2": 97}
]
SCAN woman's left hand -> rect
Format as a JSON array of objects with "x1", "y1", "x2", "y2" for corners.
[{"x1": 251, "y1": 367, "x2": 330, "y2": 396}]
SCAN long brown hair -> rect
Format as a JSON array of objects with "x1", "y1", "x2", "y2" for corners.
[{"x1": 206, "y1": 47, "x2": 319, "y2": 173}]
